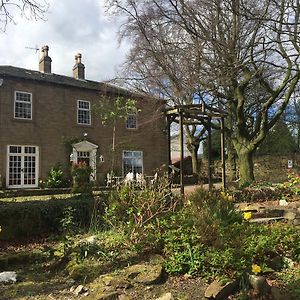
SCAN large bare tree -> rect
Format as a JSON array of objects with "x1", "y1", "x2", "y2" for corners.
[
  {"x1": 107, "y1": 0, "x2": 300, "y2": 186},
  {"x1": 0, "y1": 0, "x2": 48, "y2": 32}
]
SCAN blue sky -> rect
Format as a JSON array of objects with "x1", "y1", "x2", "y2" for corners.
[{"x1": 0, "y1": 0, "x2": 129, "y2": 81}]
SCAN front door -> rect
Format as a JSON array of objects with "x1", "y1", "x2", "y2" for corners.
[
  {"x1": 7, "y1": 145, "x2": 39, "y2": 188},
  {"x1": 71, "y1": 141, "x2": 98, "y2": 181}
]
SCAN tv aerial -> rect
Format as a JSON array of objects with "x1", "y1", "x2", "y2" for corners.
[{"x1": 25, "y1": 45, "x2": 39, "y2": 53}]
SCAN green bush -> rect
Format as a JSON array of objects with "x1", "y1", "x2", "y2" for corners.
[
  {"x1": 162, "y1": 189, "x2": 300, "y2": 280},
  {"x1": 0, "y1": 195, "x2": 104, "y2": 240},
  {"x1": 45, "y1": 166, "x2": 69, "y2": 188},
  {"x1": 71, "y1": 162, "x2": 92, "y2": 194},
  {"x1": 188, "y1": 188, "x2": 242, "y2": 245}
]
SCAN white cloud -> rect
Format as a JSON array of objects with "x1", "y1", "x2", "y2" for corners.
[{"x1": 0, "y1": 0, "x2": 129, "y2": 81}]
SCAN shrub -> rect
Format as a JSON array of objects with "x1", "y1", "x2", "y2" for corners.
[
  {"x1": 163, "y1": 210, "x2": 300, "y2": 280},
  {"x1": 45, "y1": 166, "x2": 68, "y2": 188},
  {"x1": 103, "y1": 175, "x2": 181, "y2": 246},
  {"x1": 71, "y1": 162, "x2": 92, "y2": 194},
  {"x1": 0, "y1": 195, "x2": 104, "y2": 240},
  {"x1": 188, "y1": 188, "x2": 242, "y2": 245},
  {"x1": 162, "y1": 189, "x2": 300, "y2": 280}
]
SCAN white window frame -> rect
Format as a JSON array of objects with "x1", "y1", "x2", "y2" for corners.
[
  {"x1": 6, "y1": 145, "x2": 39, "y2": 188},
  {"x1": 77, "y1": 100, "x2": 91, "y2": 125},
  {"x1": 14, "y1": 91, "x2": 32, "y2": 120},
  {"x1": 126, "y1": 107, "x2": 138, "y2": 129},
  {"x1": 122, "y1": 150, "x2": 143, "y2": 175}
]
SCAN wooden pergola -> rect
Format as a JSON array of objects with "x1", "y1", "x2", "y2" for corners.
[{"x1": 165, "y1": 103, "x2": 228, "y2": 196}]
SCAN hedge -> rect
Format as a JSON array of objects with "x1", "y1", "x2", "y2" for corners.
[{"x1": 0, "y1": 195, "x2": 105, "y2": 240}]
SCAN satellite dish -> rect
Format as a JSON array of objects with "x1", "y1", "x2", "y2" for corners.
[{"x1": 0, "y1": 79, "x2": 3, "y2": 86}]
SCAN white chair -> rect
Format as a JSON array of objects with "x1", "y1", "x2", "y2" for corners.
[
  {"x1": 150, "y1": 172, "x2": 158, "y2": 185},
  {"x1": 106, "y1": 173, "x2": 113, "y2": 187},
  {"x1": 124, "y1": 172, "x2": 134, "y2": 185},
  {"x1": 136, "y1": 172, "x2": 146, "y2": 186}
]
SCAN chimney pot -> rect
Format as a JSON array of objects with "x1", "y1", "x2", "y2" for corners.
[
  {"x1": 73, "y1": 53, "x2": 85, "y2": 80},
  {"x1": 39, "y1": 45, "x2": 52, "y2": 73}
]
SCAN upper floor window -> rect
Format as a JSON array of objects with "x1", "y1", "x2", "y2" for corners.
[
  {"x1": 77, "y1": 100, "x2": 91, "y2": 125},
  {"x1": 126, "y1": 107, "x2": 137, "y2": 129},
  {"x1": 14, "y1": 91, "x2": 32, "y2": 120}
]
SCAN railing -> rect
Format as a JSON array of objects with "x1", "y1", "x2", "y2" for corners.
[{"x1": 106, "y1": 173, "x2": 157, "y2": 188}]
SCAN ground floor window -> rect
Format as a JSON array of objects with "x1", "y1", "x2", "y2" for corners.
[
  {"x1": 123, "y1": 150, "x2": 143, "y2": 175},
  {"x1": 7, "y1": 145, "x2": 39, "y2": 188}
]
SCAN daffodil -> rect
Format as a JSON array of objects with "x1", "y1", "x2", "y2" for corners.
[
  {"x1": 252, "y1": 264, "x2": 261, "y2": 275},
  {"x1": 227, "y1": 195, "x2": 234, "y2": 202},
  {"x1": 243, "y1": 211, "x2": 252, "y2": 220}
]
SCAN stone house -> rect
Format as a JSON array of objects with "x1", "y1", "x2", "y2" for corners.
[{"x1": 0, "y1": 46, "x2": 168, "y2": 188}]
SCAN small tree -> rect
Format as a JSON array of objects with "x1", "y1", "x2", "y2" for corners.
[{"x1": 93, "y1": 95, "x2": 138, "y2": 173}]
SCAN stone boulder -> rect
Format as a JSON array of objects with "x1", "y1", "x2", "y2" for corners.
[{"x1": 205, "y1": 279, "x2": 238, "y2": 299}]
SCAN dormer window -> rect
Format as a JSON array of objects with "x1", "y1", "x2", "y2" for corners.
[
  {"x1": 77, "y1": 100, "x2": 91, "y2": 125},
  {"x1": 126, "y1": 107, "x2": 137, "y2": 129},
  {"x1": 14, "y1": 91, "x2": 32, "y2": 120}
]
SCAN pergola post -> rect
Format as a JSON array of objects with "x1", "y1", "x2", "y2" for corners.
[
  {"x1": 166, "y1": 115, "x2": 172, "y2": 175},
  {"x1": 208, "y1": 117, "x2": 213, "y2": 189},
  {"x1": 179, "y1": 111, "x2": 184, "y2": 196},
  {"x1": 221, "y1": 117, "x2": 226, "y2": 190}
]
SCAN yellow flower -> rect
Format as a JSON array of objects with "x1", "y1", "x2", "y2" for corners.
[
  {"x1": 227, "y1": 195, "x2": 234, "y2": 202},
  {"x1": 243, "y1": 212, "x2": 252, "y2": 220},
  {"x1": 252, "y1": 264, "x2": 261, "y2": 275}
]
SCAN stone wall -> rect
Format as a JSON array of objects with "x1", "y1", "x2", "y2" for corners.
[{"x1": 203, "y1": 154, "x2": 300, "y2": 183}]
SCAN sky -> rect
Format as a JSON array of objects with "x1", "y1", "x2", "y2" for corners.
[{"x1": 0, "y1": 0, "x2": 130, "y2": 82}]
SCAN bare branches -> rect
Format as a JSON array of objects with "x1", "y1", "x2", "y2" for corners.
[
  {"x1": 0, "y1": 0, "x2": 49, "y2": 32},
  {"x1": 106, "y1": 0, "x2": 300, "y2": 182}
]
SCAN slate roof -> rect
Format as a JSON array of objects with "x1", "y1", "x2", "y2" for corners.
[{"x1": 0, "y1": 65, "x2": 132, "y2": 96}]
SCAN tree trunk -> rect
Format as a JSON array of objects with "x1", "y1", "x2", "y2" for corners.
[
  {"x1": 191, "y1": 146, "x2": 199, "y2": 174},
  {"x1": 187, "y1": 142, "x2": 200, "y2": 174},
  {"x1": 226, "y1": 139, "x2": 236, "y2": 182},
  {"x1": 237, "y1": 150, "x2": 254, "y2": 187}
]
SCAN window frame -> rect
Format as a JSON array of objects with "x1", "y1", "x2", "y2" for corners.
[
  {"x1": 77, "y1": 99, "x2": 91, "y2": 125},
  {"x1": 14, "y1": 91, "x2": 32, "y2": 120},
  {"x1": 126, "y1": 107, "x2": 138, "y2": 129},
  {"x1": 122, "y1": 150, "x2": 143, "y2": 176}
]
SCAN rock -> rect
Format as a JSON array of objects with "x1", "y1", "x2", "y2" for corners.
[
  {"x1": 0, "y1": 271, "x2": 17, "y2": 283},
  {"x1": 268, "y1": 256, "x2": 283, "y2": 271},
  {"x1": 270, "y1": 286, "x2": 289, "y2": 300},
  {"x1": 66, "y1": 278, "x2": 76, "y2": 286},
  {"x1": 74, "y1": 285, "x2": 87, "y2": 295},
  {"x1": 248, "y1": 275, "x2": 270, "y2": 295},
  {"x1": 294, "y1": 218, "x2": 300, "y2": 226},
  {"x1": 266, "y1": 209, "x2": 284, "y2": 218},
  {"x1": 204, "y1": 279, "x2": 238, "y2": 299},
  {"x1": 85, "y1": 235, "x2": 98, "y2": 244},
  {"x1": 155, "y1": 292, "x2": 173, "y2": 300},
  {"x1": 94, "y1": 291, "x2": 120, "y2": 300},
  {"x1": 70, "y1": 285, "x2": 76, "y2": 292},
  {"x1": 283, "y1": 257, "x2": 295, "y2": 268},
  {"x1": 249, "y1": 217, "x2": 284, "y2": 223},
  {"x1": 118, "y1": 294, "x2": 131, "y2": 300},
  {"x1": 126, "y1": 263, "x2": 164, "y2": 285},
  {"x1": 279, "y1": 199, "x2": 289, "y2": 206},
  {"x1": 283, "y1": 210, "x2": 297, "y2": 220}
]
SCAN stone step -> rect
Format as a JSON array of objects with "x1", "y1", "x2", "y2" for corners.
[{"x1": 249, "y1": 217, "x2": 285, "y2": 223}]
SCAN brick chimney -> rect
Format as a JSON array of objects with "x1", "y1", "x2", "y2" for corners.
[
  {"x1": 39, "y1": 45, "x2": 52, "y2": 73},
  {"x1": 73, "y1": 53, "x2": 85, "y2": 80}
]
